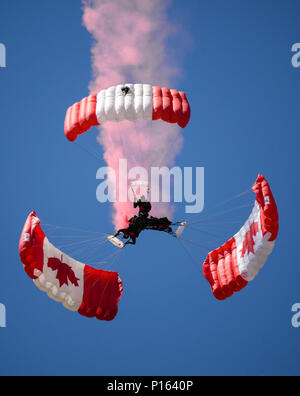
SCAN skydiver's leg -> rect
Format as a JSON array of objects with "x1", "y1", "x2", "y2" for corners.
[
  {"x1": 125, "y1": 234, "x2": 137, "y2": 245},
  {"x1": 125, "y1": 238, "x2": 136, "y2": 246},
  {"x1": 164, "y1": 227, "x2": 176, "y2": 236},
  {"x1": 114, "y1": 228, "x2": 128, "y2": 238}
]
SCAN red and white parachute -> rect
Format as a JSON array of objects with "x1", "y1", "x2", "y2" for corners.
[
  {"x1": 19, "y1": 212, "x2": 123, "y2": 321},
  {"x1": 203, "y1": 174, "x2": 279, "y2": 300},
  {"x1": 18, "y1": 175, "x2": 279, "y2": 319},
  {"x1": 64, "y1": 84, "x2": 191, "y2": 142}
]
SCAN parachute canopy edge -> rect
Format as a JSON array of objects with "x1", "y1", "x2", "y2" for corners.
[
  {"x1": 64, "y1": 84, "x2": 191, "y2": 142},
  {"x1": 203, "y1": 174, "x2": 279, "y2": 301},
  {"x1": 19, "y1": 211, "x2": 123, "y2": 321}
]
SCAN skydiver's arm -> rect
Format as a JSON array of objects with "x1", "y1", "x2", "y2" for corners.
[
  {"x1": 134, "y1": 199, "x2": 142, "y2": 209},
  {"x1": 115, "y1": 228, "x2": 129, "y2": 237}
]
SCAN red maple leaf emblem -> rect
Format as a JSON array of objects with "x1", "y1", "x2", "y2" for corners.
[
  {"x1": 240, "y1": 221, "x2": 259, "y2": 258},
  {"x1": 47, "y1": 255, "x2": 80, "y2": 288}
]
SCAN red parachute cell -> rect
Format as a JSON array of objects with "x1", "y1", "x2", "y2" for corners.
[
  {"x1": 19, "y1": 212, "x2": 123, "y2": 321},
  {"x1": 203, "y1": 174, "x2": 279, "y2": 301},
  {"x1": 64, "y1": 83, "x2": 191, "y2": 142}
]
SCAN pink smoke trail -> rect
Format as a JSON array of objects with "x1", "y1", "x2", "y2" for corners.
[{"x1": 82, "y1": 0, "x2": 184, "y2": 229}]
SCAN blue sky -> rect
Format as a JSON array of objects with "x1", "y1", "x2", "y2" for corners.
[{"x1": 0, "y1": 0, "x2": 299, "y2": 376}]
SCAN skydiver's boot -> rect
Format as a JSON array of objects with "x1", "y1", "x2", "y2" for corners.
[
  {"x1": 166, "y1": 227, "x2": 176, "y2": 237},
  {"x1": 125, "y1": 240, "x2": 135, "y2": 246}
]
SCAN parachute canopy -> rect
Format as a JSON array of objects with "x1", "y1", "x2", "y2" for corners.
[
  {"x1": 203, "y1": 174, "x2": 279, "y2": 301},
  {"x1": 19, "y1": 212, "x2": 123, "y2": 321},
  {"x1": 64, "y1": 84, "x2": 191, "y2": 142}
]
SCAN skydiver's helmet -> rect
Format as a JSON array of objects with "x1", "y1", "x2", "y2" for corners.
[{"x1": 140, "y1": 195, "x2": 146, "y2": 203}]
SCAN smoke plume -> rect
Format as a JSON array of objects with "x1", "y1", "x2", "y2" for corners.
[{"x1": 82, "y1": 0, "x2": 184, "y2": 229}]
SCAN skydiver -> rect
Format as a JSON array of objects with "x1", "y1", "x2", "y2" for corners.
[
  {"x1": 114, "y1": 215, "x2": 147, "y2": 245},
  {"x1": 115, "y1": 212, "x2": 175, "y2": 247},
  {"x1": 134, "y1": 195, "x2": 152, "y2": 217},
  {"x1": 146, "y1": 216, "x2": 176, "y2": 236},
  {"x1": 115, "y1": 229, "x2": 137, "y2": 245},
  {"x1": 121, "y1": 86, "x2": 131, "y2": 96}
]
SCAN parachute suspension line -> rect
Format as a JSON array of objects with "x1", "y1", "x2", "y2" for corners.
[
  {"x1": 187, "y1": 202, "x2": 254, "y2": 226},
  {"x1": 156, "y1": 122, "x2": 170, "y2": 168},
  {"x1": 119, "y1": 248, "x2": 125, "y2": 278},
  {"x1": 46, "y1": 236, "x2": 107, "y2": 251},
  {"x1": 185, "y1": 187, "x2": 253, "y2": 223},
  {"x1": 185, "y1": 215, "x2": 255, "y2": 225},
  {"x1": 132, "y1": 119, "x2": 144, "y2": 165},
  {"x1": 91, "y1": 247, "x2": 122, "y2": 270},
  {"x1": 185, "y1": 222, "x2": 250, "y2": 246},
  {"x1": 27, "y1": 234, "x2": 121, "y2": 285},
  {"x1": 75, "y1": 238, "x2": 110, "y2": 266},
  {"x1": 115, "y1": 120, "x2": 132, "y2": 205},
  {"x1": 179, "y1": 236, "x2": 220, "y2": 251},
  {"x1": 187, "y1": 204, "x2": 254, "y2": 227},
  {"x1": 153, "y1": 118, "x2": 172, "y2": 168},
  {"x1": 38, "y1": 241, "x2": 106, "y2": 268},
  {"x1": 43, "y1": 231, "x2": 109, "y2": 243},
  {"x1": 130, "y1": 184, "x2": 138, "y2": 202},
  {"x1": 61, "y1": 239, "x2": 121, "y2": 271},
  {"x1": 68, "y1": 236, "x2": 120, "y2": 268},
  {"x1": 75, "y1": 140, "x2": 103, "y2": 163},
  {"x1": 41, "y1": 224, "x2": 110, "y2": 259},
  {"x1": 43, "y1": 223, "x2": 105, "y2": 235},
  {"x1": 28, "y1": 236, "x2": 106, "y2": 257},
  {"x1": 115, "y1": 120, "x2": 128, "y2": 164},
  {"x1": 177, "y1": 238, "x2": 202, "y2": 273},
  {"x1": 184, "y1": 226, "x2": 227, "y2": 240},
  {"x1": 42, "y1": 225, "x2": 110, "y2": 259},
  {"x1": 43, "y1": 234, "x2": 108, "y2": 240},
  {"x1": 184, "y1": 216, "x2": 253, "y2": 230}
]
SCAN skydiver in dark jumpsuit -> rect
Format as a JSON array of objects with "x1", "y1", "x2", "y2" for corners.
[
  {"x1": 114, "y1": 215, "x2": 147, "y2": 245},
  {"x1": 114, "y1": 196, "x2": 175, "y2": 246},
  {"x1": 134, "y1": 196, "x2": 152, "y2": 217}
]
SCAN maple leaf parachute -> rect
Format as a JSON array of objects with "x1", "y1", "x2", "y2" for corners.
[
  {"x1": 64, "y1": 84, "x2": 191, "y2": 142},
  {"x1": 203, "y1": 174, "x2": 279, "y2": 301},
  {"x1": 18, "y1": 83, "x2": 192, "y2": 321},
  {"x1": 19, "y1": 212, "x2": 123, "y2": 321},
  {"x1": 18, "y1": 74, "x2": 280, "y2": 320}
]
